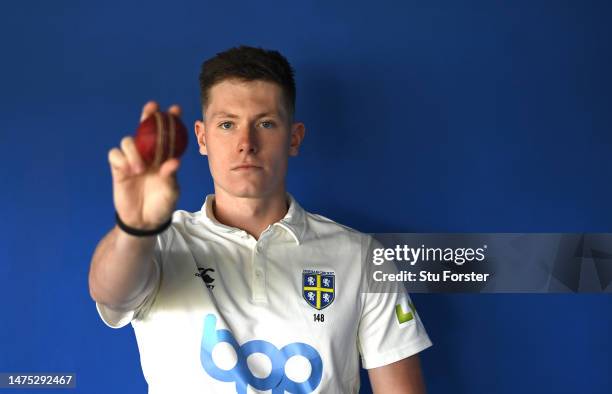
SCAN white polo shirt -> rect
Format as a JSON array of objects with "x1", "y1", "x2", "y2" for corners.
[{"x1": 96, "y1": 193, "x2": 432, "y2": 394}]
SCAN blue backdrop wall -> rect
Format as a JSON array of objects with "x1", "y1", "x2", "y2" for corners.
[{"x1": 1, "y1": 1, "x2": 611, "y2": 393}]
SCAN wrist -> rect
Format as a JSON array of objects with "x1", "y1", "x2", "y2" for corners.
[{"x1": 115, "y1": 212, "x2": 172, "y2": 237}]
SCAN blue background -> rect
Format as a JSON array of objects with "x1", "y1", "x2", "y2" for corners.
[{"x1": 1, "y1": 1, "x2": 611, "y2": 393}]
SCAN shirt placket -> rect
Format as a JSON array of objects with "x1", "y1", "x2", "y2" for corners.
[{"x1": 250, "y1": 228, "x2": 272, "y2": 304}]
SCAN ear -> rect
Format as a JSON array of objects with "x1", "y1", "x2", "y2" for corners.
[
  {"x1": 289, "y1": 122, "x2": 305, "y2": 156},
  {"x1": 194, "y1": 120, "x2": 208, "y2": 156}
]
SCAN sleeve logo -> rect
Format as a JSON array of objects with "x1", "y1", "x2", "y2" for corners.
[{"x1": 395, "y1": 299, "x2": 416, "y2": 325}]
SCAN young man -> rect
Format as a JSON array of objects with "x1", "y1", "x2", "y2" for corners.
[{"x1": 89, "y1": 46, "x2": 432, "y2": 393}]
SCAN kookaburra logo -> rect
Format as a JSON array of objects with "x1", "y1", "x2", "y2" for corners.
[{"x1": 196, "y1": 268, "x2": 215, "y2": 289}]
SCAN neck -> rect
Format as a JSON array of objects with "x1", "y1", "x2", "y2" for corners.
[{"x1": 212, "y1": 187, "x2": 289, "y2": 240}]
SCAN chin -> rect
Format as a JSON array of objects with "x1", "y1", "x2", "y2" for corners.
[{"x1": 221, "y1": 183, "x2": 273, "y2": 199}]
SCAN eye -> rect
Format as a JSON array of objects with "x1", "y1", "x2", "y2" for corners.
[
  {"x1": 260, "y1": 120, "x2": 275, "y2": 129},
  {"x1": 218, "y1": 121, "x2": 233, "y2": 130}
]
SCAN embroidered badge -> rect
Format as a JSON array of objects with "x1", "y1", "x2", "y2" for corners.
[{"x1": 303, "y1": 269, "x2": 335, "y2": 310}]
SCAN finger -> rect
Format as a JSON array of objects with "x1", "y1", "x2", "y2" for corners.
[
  {"x1": 159, "y1": 158, "x2": 181, "y2": 179},
  {"x1": 168, "y1": 104, "x2": 182, "y2": 117},
  {"x1": 120, "y1": 136, "x2": 145, "y2": 174},
  {"x1": 108, "y1": 147, "x2": 129, "y2": 179},
  {"x1": 140, "y1": 101, "x2": 159, "y2": 123}
]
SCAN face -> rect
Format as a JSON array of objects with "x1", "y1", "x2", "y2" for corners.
[{"x1": 194, "y1": 79, "x2": 305, "y2": 199}]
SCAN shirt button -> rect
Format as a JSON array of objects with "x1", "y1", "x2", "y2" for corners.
[
  {"x1": 255, "y1": 269, "x2": 263, "y2": 278},
  {"x1": 256, "y1": 245, "x2": 262, "y2": 253}
]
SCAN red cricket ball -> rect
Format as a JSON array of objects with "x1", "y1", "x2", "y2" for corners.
[{"x1": 135, "y1": 112, "x2": 188, "y2": 167}]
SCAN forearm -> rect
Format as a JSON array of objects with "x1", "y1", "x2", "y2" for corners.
[
  {"x1": 88, "y1": 226, "x2": 157, "y2": 310},
  {"x1": 368, "y1": 355, "x2": 426, "y2": 394}
]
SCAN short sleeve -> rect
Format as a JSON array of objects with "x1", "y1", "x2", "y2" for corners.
[
  {"x1": 95, "y1": 231, "x2": 165, "y2": 329},
  {"x1": 357, "y1": 237, "x2": 433, "y2": 369}
]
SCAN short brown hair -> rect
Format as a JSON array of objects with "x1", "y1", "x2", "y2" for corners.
[{"x1": 199, "y1": 45, "x2": 296, "y2": 120}]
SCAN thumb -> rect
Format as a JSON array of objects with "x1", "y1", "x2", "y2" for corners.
[{"x1": 159, "y1": 158, "x2": 181, "y2": 179}]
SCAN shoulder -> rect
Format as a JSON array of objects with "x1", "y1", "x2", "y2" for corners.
[
  {"x1": 301, "y1": 209, "x2": 374, "y2": 248},
  {"x1": 171, "y1": 208, "x2": 202, "y2": 225},
  {"x1": 155, "y1": 209, "x2": 204, "y2": 247}
]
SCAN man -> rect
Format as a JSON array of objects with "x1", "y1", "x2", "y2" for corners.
[{"x1": 89, "y1": 45, "x2": 432, "y2": 393}]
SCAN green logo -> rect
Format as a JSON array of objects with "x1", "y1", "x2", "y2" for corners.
[{"x1": 395, "y1": 301, "x2": 416, "y2": 324}]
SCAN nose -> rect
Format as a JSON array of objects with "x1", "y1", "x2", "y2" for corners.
[{"x1": 237, "y1": 125, "x2": 258, "y2": 154}]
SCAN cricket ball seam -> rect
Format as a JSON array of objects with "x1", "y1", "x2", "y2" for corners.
[
  {"x1": 154, "y1": 112, "x2": 164, "y2": 167},
  {"x1": 169, "y1": 114, "x2": 176, "y2": 159}
]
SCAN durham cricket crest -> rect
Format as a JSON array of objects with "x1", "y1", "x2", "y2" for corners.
[{"x1": 302, "y1": 269, "x2": 335, "y2": 310}]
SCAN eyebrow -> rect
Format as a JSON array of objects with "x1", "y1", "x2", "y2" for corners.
[{"x1": 209, "y1": 111, "x2": 279, "y2": 120}]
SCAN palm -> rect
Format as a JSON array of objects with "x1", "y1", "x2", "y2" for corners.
[
  {"x1": 114, "y1": 167, "x2": 178, "y2": 228},
  {"x1": 141, "y1": 173, "x2": 177, "y2": 224}
]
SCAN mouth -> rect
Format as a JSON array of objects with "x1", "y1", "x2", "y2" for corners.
[{"x1": 232, "y1": 164, "x2": 262, "y2": 171}]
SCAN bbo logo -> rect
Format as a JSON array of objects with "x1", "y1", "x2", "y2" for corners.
[{"x1": 200, "y1": 314, "x2": 323, "y2": 393}]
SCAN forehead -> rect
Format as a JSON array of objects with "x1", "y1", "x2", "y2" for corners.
[{"x1": 206, "y1": 79, "x2": 286, "y2": 119}]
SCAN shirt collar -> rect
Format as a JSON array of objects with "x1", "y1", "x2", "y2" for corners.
[{"x1": 200, "y1": 193, "x2": 304, "y2": 245}]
